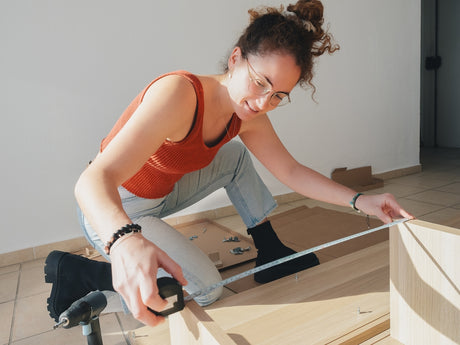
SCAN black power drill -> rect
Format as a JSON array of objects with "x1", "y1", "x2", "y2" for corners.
[
  {"x1": 53, "y1": 290, "x2": 107, "y2": 345},
  {"x1": 53, "y1": 277, "x2": 184, "y2": 345}
]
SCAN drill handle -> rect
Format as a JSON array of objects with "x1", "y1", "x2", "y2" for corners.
[{"x1": 59, "y1": 291, "x2": 107, "y2": 328}]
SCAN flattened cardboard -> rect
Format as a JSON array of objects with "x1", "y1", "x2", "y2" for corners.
[
  {"x1": 271, "y1": 206, "x2": 385, "y2": 259},
  {"x1": 223, "y1": 206, "x2": 385, "y2": 293},
  {"x1": 174, "y1": 219, "x2": 256, "y2": 270},
  {"x1": 331, "y1": 166, "x2": 384, "y2": 192}
]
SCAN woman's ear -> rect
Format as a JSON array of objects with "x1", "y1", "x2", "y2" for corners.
[{"x1": 228, "y1": 47, "x2": 242, "y2": 71}]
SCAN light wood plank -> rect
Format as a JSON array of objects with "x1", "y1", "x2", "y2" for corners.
[
  {"x1": 203, "y1": 241, "x2": 391, "y2": 344},
  {"x1": 326, "y1": 314, "x2": 390, "y2": 345},
  {"x1": 169, "y1": 299, "x2": 237, "y2": 345},
  {"x1": 206, "y1": 241, "x2": 389, "y2": 329},
  {"x1": 390, "y1": 220, "x2": 460, "y2": 345}
]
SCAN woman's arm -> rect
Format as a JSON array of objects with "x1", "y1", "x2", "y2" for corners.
[
  {"x1": 75, "y1": 75, "x2": 196, "y2": 326},
  {"x1": 239, "y1": 114, "x2": 414, "y2": 223}
]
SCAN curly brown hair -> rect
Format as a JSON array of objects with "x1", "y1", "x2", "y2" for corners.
[{"x1": 227, "y1": 0, "x2": 339, "y2": 95}]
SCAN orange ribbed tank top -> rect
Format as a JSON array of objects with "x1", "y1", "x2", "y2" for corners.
[{"x1": 100, "y1": 71, "x2": 241, "y2": 199}]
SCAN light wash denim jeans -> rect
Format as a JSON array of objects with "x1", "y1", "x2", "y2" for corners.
[{"x1": 79, "y1": 141, "x2": 277, "y2": 307}]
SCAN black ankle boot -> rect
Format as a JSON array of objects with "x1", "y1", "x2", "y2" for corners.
[
  {"x1": 44, "y1": 250, "x2": 114, "y2": 322},
  {"x1": 247, "y1": 221, "x2": 319, "y2": 284}
]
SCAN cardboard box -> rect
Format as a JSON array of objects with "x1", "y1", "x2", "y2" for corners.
[{"x1": 331, "y1": 166, "x2": 384, "y2": 192}]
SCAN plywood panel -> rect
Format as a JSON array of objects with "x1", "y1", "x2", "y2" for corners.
[
  {"x1": 135, "y1": 241, "x2": 393, "y2": 345},
  {"x1": 169, "y1": 300, "x2": 237, "y2": 345},
  {"x1": 390, "y1": 220, "x2": 460, "y2": 345},
  {"x1": 204, "y1": 241, "x2": 391, "y2": 345}
]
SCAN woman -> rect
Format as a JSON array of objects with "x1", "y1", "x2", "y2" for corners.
[{"x1": 46, "y1": 0, "x2": 413, "y2": 328}]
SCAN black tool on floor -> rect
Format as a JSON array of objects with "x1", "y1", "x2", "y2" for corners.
[
  {"x1": 52, "y1": 278, "x2": 184, "y2": 345},
  {"x1": 53, "y1": 290, "x2": 107, "y2": 345}
]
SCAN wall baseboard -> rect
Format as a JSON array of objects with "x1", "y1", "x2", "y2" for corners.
[
  {"x1": 373, "y1": 164, "x2": 422, "y2": 180},
  {"x1": 0, "y1": 164, "x2": 421, "y2": 268}
]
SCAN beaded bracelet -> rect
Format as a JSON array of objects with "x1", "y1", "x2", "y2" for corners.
[
  {"x1": 350, "y1": 192, "x2": 363, "y2": 212},
  {"x1": 104, "y1": 223, "x2": 142, "y2": 255}
]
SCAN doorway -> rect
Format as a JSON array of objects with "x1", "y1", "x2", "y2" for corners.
[{"x1": 420, "y1": 0, "x2": 460, "y2": 148}]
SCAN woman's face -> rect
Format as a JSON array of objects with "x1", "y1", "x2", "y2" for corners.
[{"x1": 227, "y1": 48, "x2": 301, "y2": 121}]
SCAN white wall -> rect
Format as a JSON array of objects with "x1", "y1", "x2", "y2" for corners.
[{"x1": 0, "y1": 0, "x2": 420, "y2": 254}]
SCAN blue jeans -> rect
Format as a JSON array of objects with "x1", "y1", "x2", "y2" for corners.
[{"x1": 79, "y1": 141, "x2": 277, "y2": 306}]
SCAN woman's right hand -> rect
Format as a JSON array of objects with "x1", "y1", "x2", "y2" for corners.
[{"x1": 108, "y1": 233, "x2": 188, "y2": 327}]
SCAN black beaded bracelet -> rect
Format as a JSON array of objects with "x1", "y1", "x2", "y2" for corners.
[{"x1": 104, "y1": 223, "x2": 142, "y2": 255}]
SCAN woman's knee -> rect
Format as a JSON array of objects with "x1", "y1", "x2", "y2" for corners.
[
  {"x1": 219, "y1": 141, "x2": 254, "y2": 172},
  {"x1": 194, "y1": 286, "x2": 223, "y2": 306},
  {"x1": 136, "y1": 216, "x2": 223, "y2": 304}
]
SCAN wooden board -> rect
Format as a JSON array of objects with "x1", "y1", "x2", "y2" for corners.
[
  {"x1": 204, "y1": 241, "x2": 391, "y2": 345},
  {"x1": 169, "y1": 300, "x2": 238, "y2": 345},
  {"x1": 130, "y1": 215, "x2": 460, "y2": 345},
  {"x1": 133, "y1": 241, "x2": 392, "y2": 345},
  {"x1": 174, "y1": 219, "x2": 256, "y2": 270},
  {"x1": 390, "y1": 220, "x2": 460, "y2": 345}
]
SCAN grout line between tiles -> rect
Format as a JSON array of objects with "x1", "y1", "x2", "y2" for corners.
[{"x1": 8, "y1": 264, "x2": 21, "y2": 345}]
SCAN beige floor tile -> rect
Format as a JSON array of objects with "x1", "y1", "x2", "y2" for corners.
[
  {"x1": 418, "y1": 207, "x2": 460, "y2": 226},
  {"x1": 11, "y1": 324, "x2": 84, "y2": 345},
  {"x1": 371, "y1": 182, "x2": 427, "y2": 198},
  {"x1": 0, "y1": 271, "x2": 19, "y2": 303},
  {"x1": 418, "y1": 169, "x2": 460, "y2": 182},
  {"x1": 404, "y1": 190, "x2": 460, "y2": 207},
  {"x1": 0, "y1": 264, "x2": 20, "y2": 275},
  {"x1": 435, "y1": 181, "x2": 460, "y2": 194},
  {"x1": 12, "y1": 291, "x2": 54, "y2": 341},
  {"x1": 389, "y1": 174, "x2": 450, "y2": 189},
  {"x1": 11, "y1": 313, "x2": 126, "y2": 345},
  {"x1": 0, "y1": 301, "x2": 14, "y2": 344},
  {"x1": 18, "y1": 261, "x2": 50, "y2": 299},
  {"x1": 396, "y1": 198, "x2": 445, "y2": 218}
]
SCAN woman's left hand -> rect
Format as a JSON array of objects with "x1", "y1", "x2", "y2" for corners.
[{"x1": 354, "y1": 193, "x2": 415, "y2": 224}]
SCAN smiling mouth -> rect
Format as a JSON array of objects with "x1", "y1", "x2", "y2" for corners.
[{"x1": 245, "y1": 101, "x2": 259, "y2": 113}]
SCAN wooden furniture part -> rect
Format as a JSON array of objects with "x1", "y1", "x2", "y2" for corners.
[
  {"x1": 167, "y1": 240, "x2": 392, "y2": 345},
  {"x1": 390, "y1": 220, "x2": 460, "y2": 345},
  {"x1": 132, "y1": 220, "x2": 459, "y2": 345}
]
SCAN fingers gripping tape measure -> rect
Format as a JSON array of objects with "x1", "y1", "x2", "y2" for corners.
[{"x1": 152, "y1": 218, "x2": 409, "y2": 317}]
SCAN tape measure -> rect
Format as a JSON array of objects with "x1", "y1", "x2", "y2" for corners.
[{"x1": 152, "y1": 217, "x2": 408, "y2": 316}]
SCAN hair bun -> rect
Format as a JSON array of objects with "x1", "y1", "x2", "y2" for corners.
[{"x1": 286, "y1": 0, "x2": 324, "y2": 28}]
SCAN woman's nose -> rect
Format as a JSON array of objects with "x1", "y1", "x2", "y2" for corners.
[{"x1": 255, "y1": 93, "x2": 272, "y2": 110}]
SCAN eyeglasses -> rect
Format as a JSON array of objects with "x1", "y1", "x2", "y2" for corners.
[{"x1": 246, "y1": 58, "x2": 291, "y2": 107}]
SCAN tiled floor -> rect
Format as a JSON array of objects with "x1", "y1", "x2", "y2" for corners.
[{"x1": 1, "y1": 147, "x2": 460, "y2": 345}]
